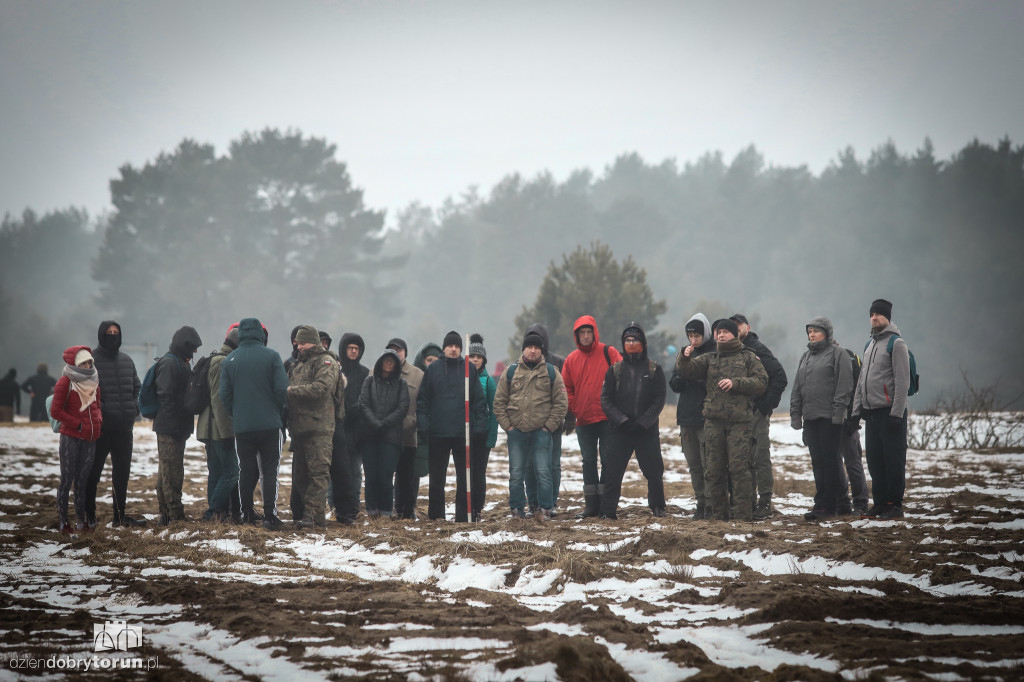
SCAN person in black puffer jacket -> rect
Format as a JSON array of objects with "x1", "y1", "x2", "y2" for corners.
[
  {"x1": 86, "y1": 320, "x2": 145, "y2": 527},
  {"x1": 153, "y1": 325, "x2": 202, "y2": 524},
  {"x1": 338, "y1": 332, "x2": 370, "y2": 520},
  {"x1": 358, "y1": 349, "x2": 409, "y2": 518},
  {"x1": 599, "y1": 322, "x2": 667, "y2": 520}
]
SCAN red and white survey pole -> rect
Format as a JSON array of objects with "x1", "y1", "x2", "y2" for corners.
[{"x1": 464, "y1": 334, "x2": 474, "y2": 521}]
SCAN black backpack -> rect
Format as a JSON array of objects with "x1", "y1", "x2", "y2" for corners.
[{"x1": 183, "y1": 353, "x2": 214, "y2": 415}]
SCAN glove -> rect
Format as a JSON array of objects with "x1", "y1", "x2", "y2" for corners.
[
  {"x1": 563, "y1": 414, "x2": 576, "y2": 436},
  {"x1": 888, "y1": 415, "x2": 904, "y2": 432},
  {"x1": 791, "y1": 419, "x2": 802, "y2": 431}
]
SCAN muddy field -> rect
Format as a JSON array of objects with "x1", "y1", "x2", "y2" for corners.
[{"x1": 2, "y1": 416, "x2": 1023, "y2": 681}]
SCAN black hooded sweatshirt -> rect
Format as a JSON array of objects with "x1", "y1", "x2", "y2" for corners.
[
  {"x1": 600, "y1": 323, "x2": 666, "y2": 431},
  {"x1": 339, "y1": 332, "x2": 370, "y2": 431}
]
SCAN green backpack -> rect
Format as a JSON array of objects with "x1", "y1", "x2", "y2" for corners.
[{"x1": 865, "y1": 334, "x2": 919, "y2": 397}]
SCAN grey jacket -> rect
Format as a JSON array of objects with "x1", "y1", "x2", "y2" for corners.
[
  {"x1": 852, "y1": 322, "x2": 911, "y2": 417},
  {"x1": 791, "y1": 319, "x2": 854, "y2": 427}
]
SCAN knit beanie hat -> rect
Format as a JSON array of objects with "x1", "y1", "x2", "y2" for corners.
[
  {"x1": 225, "y1": 323, "x2": 241, "y2": 349},
  {"x1": 74, "y1": 349, "x2": 94, "y2": 366},
  {"x1": 522, "y1": 330, "x2": 544, "y2": 350},
  {"x1": 870, "y1": 298, "x2": 893, "y2": 320},
  {"x1": 443, "y1": 330, "x2": 463, "y2": 350},
  {"x1": 295, "y1": 325, "x2": 320, "y2": 345},
  {"x1": 386, "y1": 337, "x2": 408, "y2": 355},
  {"x1": 468, "y1": 333, "x2": 487, "y2": 361},
  {"x1": 712, "y1": 318, "x2": 739, "y2": 338},
  {"x1": 684, "y1": 318, "x2": 705, "y2": 336}
]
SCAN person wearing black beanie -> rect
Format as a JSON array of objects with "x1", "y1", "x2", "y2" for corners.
[{"x1": 869, "y1": 299, "x2": 893, "y2": 322}]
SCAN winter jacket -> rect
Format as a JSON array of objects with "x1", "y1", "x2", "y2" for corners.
[
  {"x1": 741, "y1": 331, "x2": 788, "y2": 416},
  {"x1": 220, "y1": 318, "x2": 288, "y2": 434},
  {"x1": 51, "y1": 346, "x2": 103, "y2": 441},
  {"x1": 790, "y1": 318, "x2": 854, "y2": 427},
  {"x1": 0, "y1": 370, "x2": 21, "y2": 412},
  {"x1": 339, "y1": 332, "x2": 370, "y2": 433},
  {"x1": 22, "y1": 370, "x2": 57, "y2": 415},
  {"x1": 153, "y1": 326, "x2": 201, "y2": 438},
  {"x1": 358, "y1": 350, "x2": 410, "y2": 446},
  {"x1": 417, "y1": 354, "x2": 487, "y2": 438},
  {"x1": 669, "y1": 313, "x2": 716, "y2": 427},
  {"x1": 413, "y1": 342, "x2": 442, "y2": 371},
  {"x1": 852, "y1": 322, "x2": 911, "y2": 418},
  {"x1": 600, "y1": 324, "x2": 666, "y2": 431},
  {"x1": 493, "y1": 354, "x2": 568, "y2": 433},
  {"x1": 478, "y1": 367, "x2": 499, "y2": 448},
  {"x1": 196, "y1": 343, "x2": 235, "y2": 442},
  {"x1": 676, "y1": 338, "x2": 768, "y2": 423},
  {"x1": 400, "y1": 360, "x2": 424, "y2": 447},
  {"x1": 525, "y1": 323, "x2": 569, "y2": 432},
  {"x1": 287, "y1": 345, "x2": 340, "y2": 437},
  {"x1": 561, "y1": 315, "x2": 622, "y2": 426},
  {"x1": 91, "y1": 320, "x2": 140, "y2": 432}
]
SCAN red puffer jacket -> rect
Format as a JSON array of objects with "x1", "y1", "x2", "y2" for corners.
[
  {"x1": 50, "y1": 346, "x2": 103, "y2": 441},
  {"x1": 561, "y1": 315, "x2": 622, "y2": 426}
]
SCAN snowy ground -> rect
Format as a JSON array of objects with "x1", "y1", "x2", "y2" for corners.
[{"x1": 1, "y1": 417, "x2": 1023, "y2": 681}]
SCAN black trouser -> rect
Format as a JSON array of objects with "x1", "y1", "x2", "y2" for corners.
[
  {"x1": 803, "y1": 419, "x2": 844, "y2": 513},
  {"x1": 428, "y1": 434, "x2": 485, "y2": 522},
  {"x1": 329, "y1": 421, "x2": 357, "y2": 521},
  {"x1": 863, "y1": 408, "x2": 907, "y2": 508},
  {"x1": 236, "y1": 429, "x2": 281, "y2": 520},
  {"x1": 344, "y1": 423, "x2": 363, "y2": 515},
  {"x1": 599, "y1": 426, "x2": 665, "y2": 518},
  {"x1": 394, "y1": 445, "x2": 420, "y2": 519},
  {"x1": 86, "y1": 428, "x2": 134, "y2": 522}
]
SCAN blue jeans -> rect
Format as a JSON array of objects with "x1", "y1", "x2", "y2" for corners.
[
  {"x1": 576, "y1": 420, "x2": 610, "y2": 486},
  {"x1": 526, "y1": 430, "x2": 562, "y2": 508},
  {"x1": 508, "y1": 429, "x2": 553, "y2": 512}
]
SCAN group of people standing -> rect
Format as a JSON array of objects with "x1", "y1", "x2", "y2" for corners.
[{"x1": 37, "y1": 296, "x2": 912, "y2": 534}]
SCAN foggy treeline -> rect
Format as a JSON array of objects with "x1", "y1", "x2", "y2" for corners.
[{"x1": 2, "y1": 130, "x2": 1022, "y2": 410}]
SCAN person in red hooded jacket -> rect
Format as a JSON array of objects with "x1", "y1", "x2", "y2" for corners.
[
  {"x1": 50, "y1": 345, "x2": 104, "y2": 534},
  {"x1": 561, "y1": 315, "x2": 622, "y2": 518}
]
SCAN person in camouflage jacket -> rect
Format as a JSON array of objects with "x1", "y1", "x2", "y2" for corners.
[
  {"x1": 676, "y1": 318, "x2": 767, "y2": 521},
  {"x1": 286, "y1": 325, "x2": 340, "y2": 529}
]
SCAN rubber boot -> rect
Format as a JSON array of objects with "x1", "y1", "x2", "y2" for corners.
[{"x1": 576, "y1": 484, "x2": 601, "y2": 519}]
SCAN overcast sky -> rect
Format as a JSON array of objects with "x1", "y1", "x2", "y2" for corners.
[{"x1": 2, "y1": 0, "x2": 1022, "y2": 225}]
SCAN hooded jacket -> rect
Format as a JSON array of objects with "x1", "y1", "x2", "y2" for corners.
[
  {"x1": 51, "y1": 345, "x2": 103, "y2": 441},
  {"x1": 493, "y1": 351, "x2": 569, "y2": 434},
  {"x1": 676, "y1": 333, "x2": 768, "y2": 423},
  {"x1": 220, "y1": 318, "x2": 288, "y2": 434},
  {"x1": 196, "y1": 340, "x2": 237, "y2": 442},
  {"x1": 852, "y1": 321, "x2": 911, "y2": 418},
  {"x1": 600, "y1": 323, "x2": 666, "y2": 431},
  {"x1": 417, "y1": 353, "x2": 487, "y2": 437},
  {"x1": 287, "y1": 343, "x2": 340, "y2": 436},
  {"x1": 339, "y1": 332, "x2": 370, "y2": 432},
  {"x1": 561, "y1": 315, "x2": 623, "y2": 426},
  {"x1": 358, "y1": 349, "x2": 410, "y2": 446},
  {"x1": 91, "y1": 320, "x2": 141, "y2": 431},
  {"x1": 740, "y1": 331, "x2": 788, "y2": 416},
  {"x1": 669, "y1": 313, "x2": 716, "y2": 427},
  {"x1": 153, "y1": 326, "x2": 202, "y2": 437},
  {"x1": 790, "y1": 317, "x2": 855, "y2": 427}
]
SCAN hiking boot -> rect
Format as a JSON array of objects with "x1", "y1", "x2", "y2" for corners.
[
  {"x1": 752, "y1": 503, "x2": 772, "y2": 520},
  {"x1": 122, "y1": 515, "x2": 147, "y2": 527},
  {"x1": 878, "y1": 505, "x2": 905, "y2": 520},
  {"x1": 60, "y1": 524, "x2": 74, "y2": 535},
  {"x1": 837, "y1": 504, "x2": 855, "y2": 516},
  {"x1": 651, "y1": 507, "x2": 666, "y2": 518},
  {"x1": 158, "y1": 514, "x2": 171, "y2": 527},
  {"x1": 471, "y1": 512, "x2": 482, "y2": 523},
  {"x1": 262, "y1": 515, "x2": 283, "y2": 531},
  {"x1": 803, "y1": 508, "x2": 837, "y2": 521},
  {"x1": 860, "y1": 506, "x2": 880, "y2": 519},
  {"x1": 510, "y1": 508, "x2": 526, "y2": 519},
  {"x1": 853, "y1": 504, "x2": 869, "y2": 517}
]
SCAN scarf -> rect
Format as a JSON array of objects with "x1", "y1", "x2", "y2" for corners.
[
  {"x1": 806, "y1": 339, "x2": 830, "y2": 353},
  {"x1": 716, "y1": 338, "x2": 742, "y2": 355},
  {"x1": 63, "y1": 364, "x2": 99, "y2": 410}
]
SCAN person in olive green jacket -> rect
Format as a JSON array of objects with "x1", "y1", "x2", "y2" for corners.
[
  {"x1": 676, "y1": 318, "x2": 767, "y2": 521},
  {"x1": 196, "y1": 324, "x2": 241, "y2": 522},
  {"x1": 287, "y1": 325, "x2": 340, "y2": 529}
]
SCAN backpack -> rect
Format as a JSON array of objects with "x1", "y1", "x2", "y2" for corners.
[
  {"x1": 865, "y1": 334, "x2": 919, "y2": 397},
  {"x1": 611, "y1": 359, "x2": 658, "y2": 388},
  {"x1": 138, "y1": 353, "x2": 180, "y2": 419},
  {"x1": 45, "y1": 393, "x2": 63, "y2": 433},
  {"x1": 504, "y1": 361, "x2": 557, "y2": 386},
  {"x1": 183, "y1": 353, "x2": 214, "y2": 415}
]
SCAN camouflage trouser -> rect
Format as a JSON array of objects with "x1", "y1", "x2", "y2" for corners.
[
  {"x1": 750, "y1": 411, "x2": 774, "y2": 504},
  {"x1": 291, "y1": 432, "x2": 333, "y2": 524},
  {"x1": 704, "y1": 419, "x2": 754, "y2": 521},
  {"x1": 156, "y1": 434, "x2": 186, "y2": 519},
  {"x1": 680, "y1": 425, "x2": 706, "y2": 508}
]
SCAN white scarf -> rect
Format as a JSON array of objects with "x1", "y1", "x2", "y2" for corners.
[{"x1": 63, "y1": 364, "x2": 99, "y2": 410}]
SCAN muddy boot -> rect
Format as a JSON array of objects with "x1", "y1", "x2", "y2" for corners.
[
  {"x1": 576, "y1": 484, "x2": 601, "y2": 519},
  {"x1": 753, "y1": 495, "x2": 773, "y2": 520},
  {"x1": 691, "y1": 501, "x2": 706, "y2": 520}
]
